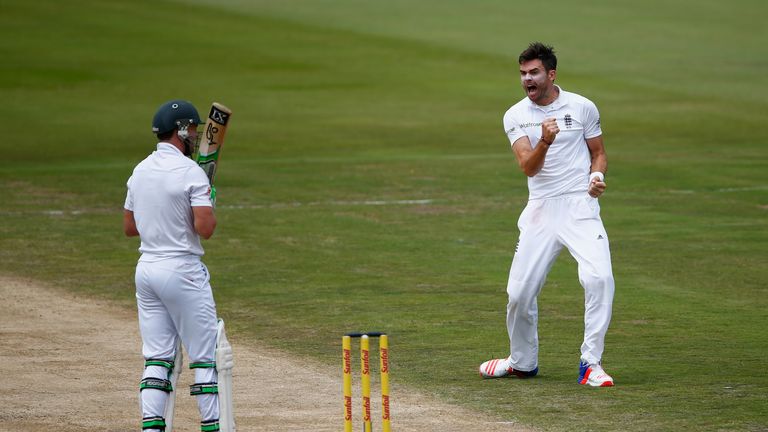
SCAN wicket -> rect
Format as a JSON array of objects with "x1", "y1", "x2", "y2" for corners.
[{"x1": 343, "y1": 332, "x2": 390, "y2": 432}]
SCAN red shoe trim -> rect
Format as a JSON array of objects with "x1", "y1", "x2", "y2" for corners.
[
  {"x1": 579, "y1": 367, "x2": 592, "y2": 385},
  {"x1": 483, "y1": 359, "x2": 493, "y2": 375},
  {"x1": 489, "y1": 359, "x2": 498, "y2": 375}
]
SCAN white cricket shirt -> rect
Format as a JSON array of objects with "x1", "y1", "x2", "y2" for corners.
[
  {"x1": 124, "y1": 143, "x2": 212, "y2": 262},
  {"x1": 503, "y1": 86, "x2": 602, "y2": 200}
]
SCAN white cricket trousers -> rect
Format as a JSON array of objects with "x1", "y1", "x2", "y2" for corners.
[
  {"x1": 506, "y1": 192, "x2": 615, "y2": 371},
  {"x1": 135, "y1": 256, "x2": 220, "y2": 427}
]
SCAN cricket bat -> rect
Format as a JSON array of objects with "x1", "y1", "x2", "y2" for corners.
[{"x1": 196, "y1": 102, "x2": 233, "y2": 186}]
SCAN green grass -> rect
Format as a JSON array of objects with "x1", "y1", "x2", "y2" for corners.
[{"x1": 1, "y1": 0, "x2": 767, "y2": 430}]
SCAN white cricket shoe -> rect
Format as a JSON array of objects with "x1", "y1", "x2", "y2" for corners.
[
  {"x1": 479, "y1": 357, "x2": 538, "y2": 379},
  {"x1": 578, "y1": 361, "x2": 614, "y2": 387}
]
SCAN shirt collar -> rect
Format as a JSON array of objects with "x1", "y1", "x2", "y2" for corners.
[
  {"x1": 157, "y1": 142, "x2": 184, "y2": 155},
  {"x1": 528, "y1": 85, "x2": 568, "y2": 110}
]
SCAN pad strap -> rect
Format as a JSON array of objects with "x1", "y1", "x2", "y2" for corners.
[
  {"x1": 201, "y1": 419, "x2": 221, "y2": 432},
  {"x1": 142, "y1": 416, "x2": 166, "y2": 430},
  {"x1": 190, "y1": 382, "x2": 219, "y2": 396},
  {"x1": 145, "y1": 358, "x2": 175, "y2": 370},
  {"x1": 140, "y1": 377, "x2": 173, "y2": 393},
  {"x1": 190, "y1": 361, "x2": 216, "y2": 369}
]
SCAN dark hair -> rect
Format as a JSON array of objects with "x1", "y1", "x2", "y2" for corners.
[
  {"x1": 156, "y1": 131, "x2": 174, "y2": 141},
  {"x1": 518, "y1": 42, "x2": 557, "y2": 71}
]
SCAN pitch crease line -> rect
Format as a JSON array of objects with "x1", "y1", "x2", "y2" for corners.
[{"x1": 221, "y1": 199, "x2": 434, "y2": 210}]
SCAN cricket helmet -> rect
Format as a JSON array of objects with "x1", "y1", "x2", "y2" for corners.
[{"x1": 152, "y1": 99, "x2": 203, "y2": 134}]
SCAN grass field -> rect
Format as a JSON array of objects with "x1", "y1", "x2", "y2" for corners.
[{"x1": 2, "y1": 0, "x2": 767, "y2": 430}]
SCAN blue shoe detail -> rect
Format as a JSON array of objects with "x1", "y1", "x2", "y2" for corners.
[
  {"x1": 578, "y1": 360, "x2": 589, "y2": 383},
  {"x1": 512, "y1": 366, "x2": 538, "y2": 378}
]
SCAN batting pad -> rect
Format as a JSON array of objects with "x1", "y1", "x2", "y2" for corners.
[
  {"x1": 165, "y1": 339, "x2": 183, "y2": 432},
  {"x1": 216, "y1": 319, "x2": 235, "y2": 432}
]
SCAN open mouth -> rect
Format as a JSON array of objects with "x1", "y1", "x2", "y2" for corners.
[{"x1": 526, "y1": 84, "x2": 537, "y2": 96}]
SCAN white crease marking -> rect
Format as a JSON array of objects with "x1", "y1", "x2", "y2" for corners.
[{"x1": 221, "y1": 199, "x2": 434, "y2": 210}]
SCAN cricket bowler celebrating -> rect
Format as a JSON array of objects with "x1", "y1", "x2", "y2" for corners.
[
  {"x1": 124, "y1": 99, "x2": 235, "y2": 431},
  {"x1": 479, "y1": 43, "x2": 616, "y2": 387}
]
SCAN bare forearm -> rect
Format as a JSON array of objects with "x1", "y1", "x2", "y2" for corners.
[
  {"x1": 518, "y1": 117, "x2": 559, "y2": 177},
  {"x1": 590, "y1": 152, "x2": 607, "y2": 175},
  {"x1": 520, "y1": 139, "x2": 550, "y2": 177},
  {"x1": 586, "y1": 136, "x2": 608, "y2": 198},
  {"x1": 123, "y1": 210, "x2": 139, "y2": 237},
  {"x1": 195, "y1": 218, "x2": 216, "y2": 239},
  {"x1": 193, "y1": 206, "x2": 217, "y2": 239},
  {"x1": 586, "y1": 135, "x2": 607, "y2": 176}
]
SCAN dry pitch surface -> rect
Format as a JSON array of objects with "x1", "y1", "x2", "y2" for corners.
[{"x1": 0, "y1": 276, "x2": 532, "y2": 431}]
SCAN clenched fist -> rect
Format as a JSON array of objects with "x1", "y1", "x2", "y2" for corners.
[
  {"x1": 589, "y1": 177, "x2": 606, "y2": 198},
  {"x1": 540, "y1": 118, "x2": 559, "y2": 145}
]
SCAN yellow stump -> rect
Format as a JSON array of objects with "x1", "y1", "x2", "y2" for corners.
[
  {"x1": 380, "y1": 334, "x2": 391, "y2": 432},
  {"x1": 343, "y1": 336, "x2": 353, "y2": 432},
  {"x1": 360, "y1": 335, "x2": 372, "y2": 432}
]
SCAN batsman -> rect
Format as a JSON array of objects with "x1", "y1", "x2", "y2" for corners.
[{"x1": 124, "y1": 99, "x2": 235, "y2": 431}]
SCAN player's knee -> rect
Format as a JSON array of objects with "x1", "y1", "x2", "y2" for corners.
[
  {"x1": 595, "y1": 271, "x2": 614, "y2": 288},
  {"x1": 506, "y1": 279, "x2": 524, "y2": 305},
  {"x1": 506, "y1": 279, "x2": 538, "y2": 307},
  {"x1": 581, "y1": 272, "x2": 615, "y2": 301},
  {"x1": 507, "y1": 290, "x2": 523, "y2": 307}
]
